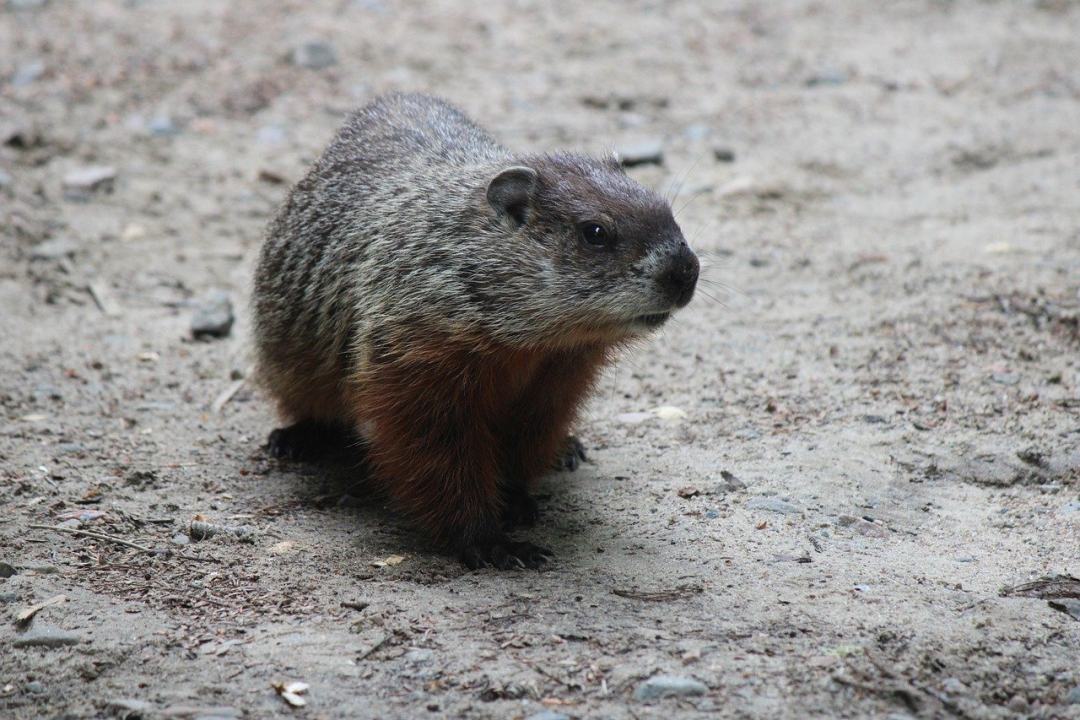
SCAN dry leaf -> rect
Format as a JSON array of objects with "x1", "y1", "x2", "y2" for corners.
[
  {"x1": 273, "y1": 680, "x2": 310, "y2": 707},
  {"x1": 371, "y1": 555, "x2": 405, "y2": 568},
  {"x1": 16, "y1": 594, "x2": 67, "y2": 628}
]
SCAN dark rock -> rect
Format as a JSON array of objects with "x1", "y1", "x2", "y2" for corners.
[
  {"x1": 616, "y1": 140, "x2": 664, "y2": 167},
  {"x1": 0, "y1": 561, "x2": 16, "y2": 578},
  {"x1": 291, "y1": 40, "x2": 337, "y2": 69},
  {"x1": 13, "y1": 624, "x2": 83, "y2": 648},
  {"x1": 713, "y1": 146, "x2": 736, "y2": 163},
  {"x1": 191, "y1": 291, "x2": 234, "y2": 339},
  {"x1": 634, "y1": 674, "x2": 708, "y2": 700},
  {"x1": 718, "y1": 469, "x2": 746, "y2": 491}
]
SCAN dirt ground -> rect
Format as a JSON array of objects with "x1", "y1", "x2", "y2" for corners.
[{"x1": 2, "y1": 1, "x2": 1080, "y2": 718}]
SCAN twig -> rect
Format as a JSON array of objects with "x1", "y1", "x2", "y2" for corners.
[
  {"x1": 356, "y1": 634, "x2": 389, "y2": 661},
  {"x1": 211, "y1": 377, "x2": 247, "y2": 414},
  {"x1": 29, "y1": 524, "x2": 153, "y2": 553}
]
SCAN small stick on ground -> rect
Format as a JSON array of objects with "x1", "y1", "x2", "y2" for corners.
[{"x1": 29, "y1": 524, "x2": 154, "y2": 553}]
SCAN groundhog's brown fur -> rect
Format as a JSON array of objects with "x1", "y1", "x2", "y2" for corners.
[{"x1": 252, "y1": 93, "x2": 698, "y2": 568}]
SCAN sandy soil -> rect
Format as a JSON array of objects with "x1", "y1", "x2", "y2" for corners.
[{"x1": 2, "y1": 1, "x2": 1080, "y2": 718}]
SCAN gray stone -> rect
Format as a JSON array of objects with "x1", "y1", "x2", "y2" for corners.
[
  {"x1": 291, "y1": 40, "x2": 337, "y2": 69},
  {"x1": 256, "y1": 124, "x2": 287, "y2": 145},
  {"x1": 404, "y1": 647, "x2": 434, "y2": 665},
  {"x1": 13, "y1": 624, "x2": 82, "y2": 648},
  {"x1": 805, "y1": 69, "x2": 848, "y2": 87},
  {"x1": 191, "y1": 291, "x2": 234, "y2": 339},
  {"x1": 0, "y1": 168, "x2": 11, "y2": 188},
  {"x1": 1061, "y1": 501, "x2": 1080, "y2": 514},
  {"x1": 941, "y1": 677, "x2": 968, "y2": 695},
  {"x1": 0, "y1": 561, "x2": 16, "y2": 577},
  {"x1": 634, "y1": 674, "x2": 708, "y2": 701},
  {"x1": 11, "y1": 59, "x2": 44, "y2": 86},
  {"x1": 147, "y1": 115, "x2": 180, "y2": 137},
  {"x1": 62, "y1": 165, "x2": 116, "y2": 197},
  {"x1": 1064, "y1": 685, "x2": 1080, "y2": 704},
  {"x1": 616, "y1": 140, "x2": 664, "y2": 168},
  {"x1": 0, "y1": 591, "x2": 19, "y2": 603},
  {"x1": 8, "y1": 0, "x2": 48, "y2": 9},
  {"x1": 718, "y1": 469, "x2": 746, "y2": 492},
  {"x1": 171, "y1": 533, "x2": 190, "y2": 546},
  {"x1": 25, "y1": 680, "x2": 45, "y2": 694},
  {"x1": 526, "y1": 711, "x2": 570, "y2": 720},
  {"x1": 745, "y1": 497, "x2": 800, "y2": 515},
  {"x1": 30, "y1": 238, "x2": 78, "y2": 260},
  {"x1": 107, "y1": 698, "x2": 154, "y2": 717}
]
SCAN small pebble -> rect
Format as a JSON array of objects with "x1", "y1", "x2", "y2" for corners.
[
  {"x1": 718, "y1": 469, "x2": 746, "y2": 492},
  {"x1": 634, "y1": 674, "x2": 708, "y2": 700},
  {"x1": 171, "y1": 533, "x2": 190, "y2": 546},
  {"x1": 107, "y1": 699, "x2": 154, "y2": 715},
  {"x1": 25, "y1": 681, "x2": 45, "y2": 694},
  {"x1": 191, "y1": 291, "x2": 234, "y2": 339},
  {"x1": 13, "y1": 624, "x2": 82, "y2": 649},
  {"x1": 1064, "y1": 685, "x2": 1080, "y2": 704},
  {"x1": 805, "y1": 69, "x2": 848, "y2": 87},
  {"x1": 62, "y1": 165, "x2": 116, "y2": 198},
  {"x1": 11, "y1": 59, "x2": 44, "y2": 86},
  {"x1": 57, "y1": 518, "x2": 80, "y2": 530},
  {"x1": 0, "y1": 561, "x2": 16, "y2": 578},
  {"x1": 1007, "y1": 695, "x2": 1028, "y2": 712},
  {"x1": 291, "y1": 40, "x2": 337, "y2": 69},
  {"x1": 745, "y1": 497, "x2": 800, "y2": 515},
  {"x1": 0, "y1": 168, "x2": 11, "y2": 188},
  {"x1": 147, "y1": 114, "x2": 180, "y2": 137},
  {"x1": 256, "y1": 124, "x2": 287, "y2": 145},
  {"x1": 616, "y1": 140, "x2": 664, "y2": 167},
  {"x1": 29, "y1": 238, "x2": 78, "y2": 260},
  {"x1": 941, "y1": 677, "x2": 968, "y2": 695},
  {"x1": 526, "y1": 711, "x2": 570, "y2": 720},
  {"x1": 1061, "y1": 501, "x2": 1080, "y2": 515},
  {"x1": 8, "y1": 0, "x2": 49, "y2": 9}
]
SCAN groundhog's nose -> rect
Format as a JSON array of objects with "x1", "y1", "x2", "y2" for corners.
[{"x1": 658, "y1": 243, "x2": 699, "y2": 308}]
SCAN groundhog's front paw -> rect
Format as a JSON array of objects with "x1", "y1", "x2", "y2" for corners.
[
  {"x1": 553, "y1": 435, "x2": 587, "y2": 472},
  {"x1": 460, "y1": 538, "x2": 553, "y2": 570},
  {"x1": 266, "y1": 420, "x2": 349, "y2": 461},
  {"x1": 502, "y1": 491, "x2": 540, "y2": 530}
]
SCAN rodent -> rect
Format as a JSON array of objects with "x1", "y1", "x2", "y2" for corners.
[{"x1": 252, "y1": 93, "x2": 698, "y2": 569}]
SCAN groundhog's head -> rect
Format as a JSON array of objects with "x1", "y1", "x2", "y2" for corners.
[{"x1": 483, "y1": 153, "x2": 699, "y2": 346}]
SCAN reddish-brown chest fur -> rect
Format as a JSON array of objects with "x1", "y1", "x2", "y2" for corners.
[{"x1": 348, "y1": 339, "x2": 609, "y2": 547}]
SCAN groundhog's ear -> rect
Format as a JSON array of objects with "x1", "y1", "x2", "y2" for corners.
[{"x1": 486, "y1": 166, "x2": 537, "y2": 227}]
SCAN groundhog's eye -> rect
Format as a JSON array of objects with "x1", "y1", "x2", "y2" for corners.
[{"x1": 579, "y1": 222, "x2": 614, "y2": 248}]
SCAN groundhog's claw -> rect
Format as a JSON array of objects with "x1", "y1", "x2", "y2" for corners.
[
  {"x1": 460, "y1": 539, "x2": 553, "y2": 570},
  {"x1": 554, "y1": 436, "x2": 587, "y2": 472}
]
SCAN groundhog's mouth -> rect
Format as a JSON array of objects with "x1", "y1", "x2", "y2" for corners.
[{"x1": 633, "y1": 312, "x2": 671, "y2": 328}]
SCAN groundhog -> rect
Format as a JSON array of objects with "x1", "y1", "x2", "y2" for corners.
[{"x1": 252, "y1": 93, "x2": 698, "y2": 569}]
